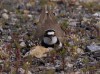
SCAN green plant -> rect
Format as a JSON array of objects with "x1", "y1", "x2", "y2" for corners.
[
  {"x1": 23, "y1": 62, "x2": 30, "y2": 74},
  {"x1": 43, "y1": 69, "x2": 55, "y2": 74},
  {"x1": 3, "y1": 61, "x2": 11, "y2": 73},
  {"x1": 13, "y1": 37, "x2": 21, "y2": 73},
  {"x1": 61, "y1": 21, "x2": 69, "y2": 31},
  {"x1": 50, "y1": 50, "x2": 56, "y2": 64},
  {"x1": 81, "y1": 2, "x2": 100, "y2": 13},
  {"x1": 59, "y1": 49, "x2": 66, "y2": 71},
  {"x1": 40, "y1": 0, "x2": 47, "y2": 7}
]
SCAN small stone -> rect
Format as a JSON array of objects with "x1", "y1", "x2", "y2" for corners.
[
  {"x1": 20, "y1": 42, "x2": 26, "y2": 47},
  {"x1": 55, "y1": 64, "x2": 60, "y2": 68},
  {"x1": 83, "y1": 17, "x2": 88, "y2": 22},
  {"x1": 93, "y1": 12, "x2": 100, "y2": 17},
  {"x1": 24, "y1": 10, "x2": 30, "y2": 14},
  {"x1": 18, "y1": 68, "x2": 25, "y2": 74},
  {"x1": 26, "y1": 3, "x2": 32, "y2": 7},
  {"x1": 3, "y1": 9, "x2": 8, "y2": 13},
  {"x1": 8, "y1": 36, "x2": 12, "y2": 40},
  {"x1": 69, "y1": 41, "x2": 74, "y2": 46},
  {"x1": 2, "y1": 13, "x2": 9, "y2": 19},
  {"x1": 18, "y1": 68, "x2": 32, "y2": 74},
  {"x1": 27, "y1": 14, "x2": 33, "y2": 19},
  {"x1": 67, "y1": 63, "x2": 73, "y2": 68},
  {"x1": 0, "y1": 60, "x2": 3, "y2": 63},
  {"x1": 75, "y1": 71, "x2": 81, "y2": 74},
  {"x1": 76, "y1": 48, "x2": 84, "y2": 54},
  {"x1": 46, "y1": 66, "x2": 55, "y2": 70},
  {"x1": 60, "y1": 71, "x2": 64, "y2": 74}
]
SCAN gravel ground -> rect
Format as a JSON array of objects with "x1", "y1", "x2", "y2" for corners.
[{"x1": 0, "y1": 0, "x2": 100, "y2": 74}]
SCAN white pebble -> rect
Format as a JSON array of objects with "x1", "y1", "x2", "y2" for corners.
[
  {"x1": 26, "y1": 3, "x2": 32, "y2": 7},
  {"x1": 2, "y1": 13, "x2": 9, "y2": 19},
  {"x1": 75, "y1": 71, "x2": 81, "y2": 74},
  {"x1": 28, "y1": 14, "x2": 33, "y2": 19},
  {"x1": 3, "y1": 9, "x2": 8, "y2": 13},
  {"x1": 18, "y1": 68, "x2": 25, "y2": 74},
  {"x1": 67, "y1": 63, "x2": 73, "y2": 67},
  {"x1": 18, "y1": 68, "x2": 32, "y2": 74},
  {"x1": 0, "y1": 26, "x2": 3, "y2": 31},
  {"x1": 77, "y1": 48, "x2": 84, "y2": 54},
  {"x1": 0, "y1": 60, "x2": 3, "y2": 63},
  {"x1": 8, "y1": 36, "x2": 12, "y2": 40},
  {"x1": 20, "y1": 42, "x2": 26, "y2": 47}
]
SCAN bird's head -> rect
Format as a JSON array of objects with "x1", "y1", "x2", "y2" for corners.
[
  {"x1": 44, "y1": 29, "x2": 56, "y2": 38},
  {"x1": 43, "y1": 29, "x2": 58, "y2": 45}
]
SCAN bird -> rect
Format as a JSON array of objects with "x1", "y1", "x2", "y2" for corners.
[
  {"x1": 23, "y1": 6, "x2": 65, "y2": 58},
  {"x1": 34, "y1": 6, "x2": 65, "y2": 50},
  {"x1": 41, "y1": 29, "x2": 63, "y2": 49},
  {"x1": 23, "y1": 29, "x2": 63, "y2": 58}
]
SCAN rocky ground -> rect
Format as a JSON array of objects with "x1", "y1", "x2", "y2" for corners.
[{"x1": 0, "y1": 0, "x2": 100, "y2": 74}]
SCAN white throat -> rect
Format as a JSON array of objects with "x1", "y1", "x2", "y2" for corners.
[{"x1": 43, "y1": 36, "x2": 57, "y2": 45}]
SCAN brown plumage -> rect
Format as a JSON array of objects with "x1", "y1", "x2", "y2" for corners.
[{"x1": 34, "y1": 6, "x2": 65, "y2": 42}]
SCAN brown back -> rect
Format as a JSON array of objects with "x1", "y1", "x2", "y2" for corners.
[{"x1": 34, "y1": 7, "x2": 65, "y2": 42}]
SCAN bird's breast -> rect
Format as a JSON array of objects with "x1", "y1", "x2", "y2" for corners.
[{"x1": 43, "y1": 36, "x2": 57, "y2": 45}]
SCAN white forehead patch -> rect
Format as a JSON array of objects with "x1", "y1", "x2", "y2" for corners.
[{"x1": 47, "y1": 32, "x2": 54, "y2": 35}]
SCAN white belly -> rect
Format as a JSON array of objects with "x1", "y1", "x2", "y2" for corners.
[{"x1": 43, "y1": 36, "x2": 57, "y2": 45}]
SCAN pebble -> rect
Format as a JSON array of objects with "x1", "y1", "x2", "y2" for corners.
[
  {"x1": 2, "y1": 13, "x2": 9, "y2": 19},
  {"x1": 3, "y1": 9, "x2": 8, "y2": 13},
  {"x1": 27, "y1": 14, "x2": 33, "y2": 19},
  {"x1": 74, "y1": 71, "x2": 81, "y2": 74},
  {"x1": 18, "y1": 68, "x2": 32, "y2": 74},
  {"x1": 60, "y1": 71, "x2": 65, "y2": 74},
  {"x1": 67, "y1": 63, "x2": 73, "y2": 68},
  {"x1": 8, "y1": 36, "x2": 12, "y2": 40},
  {"x1": 20, "y1": 41, "x2": 26, "y2": 47},
  {"x1": 46, "y1": 66, "x2": 55, "y2": 70},
  {"x1": 26, "y1": 3, "x2": 32, "y2": 7},
  {"x1": 24, "y1": 10, "x2": 30, "y2": 14},
  {"x1": 0, "y1": 60, "x2": 3, "y2": 63},
  {"x1": 76, "y1": 48, "x2": 84, "y2": 54}
]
